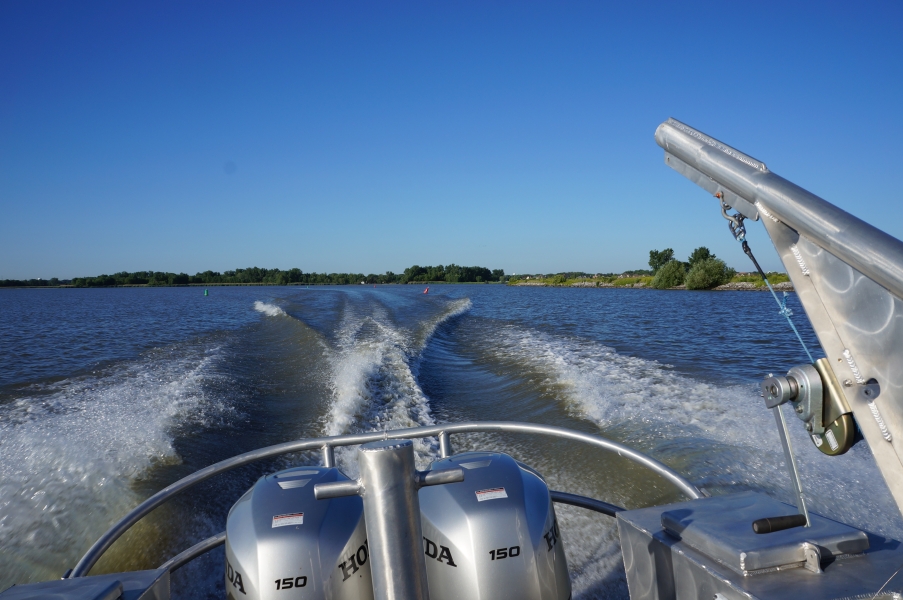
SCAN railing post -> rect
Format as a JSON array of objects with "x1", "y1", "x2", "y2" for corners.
[
  {"x1": 438, "y1": 431, "x2": 453, "y2": 458},
  {"x1": 315, "y1": 442, "x2": 464, "y2": 600},
  {"x1": 358, "y1": 440, "x2": 430, "y2": 600},
  {"x1": 322, "y1": 444, "x2": 335, "y2": 468}
]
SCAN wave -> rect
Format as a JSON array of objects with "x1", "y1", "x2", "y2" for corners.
[
  {"x1": 414, "y1": 298, "x2": 472, "y2": 351},
  {"x1": 482, "y1": 324, "x2": 903, "y2": 540},
  {"x1": 323, "y1": 298, "x2": 471, "y2": 472},
  {"x1": 253, "y1": 301, "x2": 286, "y2": 317},
  {"x1": 0, "y1": 344, "x2": 232, "y2": 586},
  {"x1": 487, "y1": 325, "x2": 741, "y2": 431}
]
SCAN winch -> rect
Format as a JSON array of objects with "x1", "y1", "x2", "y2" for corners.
[{"x1": 761, "y1": 357, "x2": 859, "y2": 456}]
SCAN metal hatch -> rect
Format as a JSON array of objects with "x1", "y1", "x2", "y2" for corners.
[{"x1": 659, "y1": 492, "x2": 868, "y2": 575}]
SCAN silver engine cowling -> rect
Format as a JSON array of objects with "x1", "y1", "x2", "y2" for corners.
[
  {"x1": 225, "y1": 466, "x2": 373, "y2": 600},
  {"x1": 419, "y1": 452, "x2": 570, "y2": 600}
]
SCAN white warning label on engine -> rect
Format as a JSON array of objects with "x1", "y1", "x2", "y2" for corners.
[
  {"x1": 475, "y1": 487, "x2": 507, "y2": 502},
  {"x1": 272, "y1": 512, "x2": 304, "y2": 528}
]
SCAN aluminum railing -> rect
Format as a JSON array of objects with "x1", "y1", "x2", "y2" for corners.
[{"x1": 71, "y1": 421, "x2": 701, "y2": 578}]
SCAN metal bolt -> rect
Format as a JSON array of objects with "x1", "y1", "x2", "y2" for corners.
[
  {"x1": 806, "y1": 423, "x2": 813, "y2": 432},
  {"x1": 843, "y1": 379, "x2": 853, "y2": 387},
  {"x1": 865, "y1": 389, "x2": 873, "y2": 397},
  {"x1": 796, "y1": 406, "x2": 803, "y2": 413},
  {"x1": 770, "y1": 385, "x2": 778, "y2": 397}
]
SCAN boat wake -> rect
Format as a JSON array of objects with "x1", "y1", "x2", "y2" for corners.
[
  {"x1": 253, "y1": 300, "x2": 287, "y2": 317},
  {"x1": 0, "y1": 342, "x2": 233, "y2": 586},
  {"x1": 323, "y1": 297, "x2": 472, "y2": 472},
  {"x1": 483, "y1": 324, "x2": 903, "y2": 540}
]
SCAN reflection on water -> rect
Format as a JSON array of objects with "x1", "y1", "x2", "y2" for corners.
[{"x1": 1, "y1": 285, "x2": 900, "y2": 598}]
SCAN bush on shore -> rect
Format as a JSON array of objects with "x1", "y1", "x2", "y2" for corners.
[
  {"x1": 651, "y1": 260, "x2": 686, "y2": 289},
  {"x1": 685, "y1": 258, "x2": 736, "y2": 290}
]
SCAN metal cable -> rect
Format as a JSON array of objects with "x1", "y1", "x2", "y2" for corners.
[{"x1": 728, "y1": 211, "x2": 815, "y2": 364}]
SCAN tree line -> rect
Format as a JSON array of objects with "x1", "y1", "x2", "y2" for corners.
[
  {"x1": 647, "y1": 247, "x2": 736, "y2": 289},
  {"x1": 0, "y1": 265, "x2": 507, "y2": 287},
  {"x1": 0, "y1": 278, "x2": 67, "y2": 287}
]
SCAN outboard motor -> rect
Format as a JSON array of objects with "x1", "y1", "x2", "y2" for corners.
[
  {"x1": 225, "y1": 466, "x2": 373, "y2": 600},
  {"x1": 419, "y1": 452, "x2": 570, "y2": 600}
]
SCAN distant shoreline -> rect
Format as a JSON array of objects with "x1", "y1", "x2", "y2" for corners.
[
  {"x1": 514, "y1": 281, "x2": 794, "y2": 291},
  {"x1": 0, "y1": 281, "x2": 504, "y2": 289},
  {"x1": 0, "y1": 281, "x2": 792, "y2": 291}
]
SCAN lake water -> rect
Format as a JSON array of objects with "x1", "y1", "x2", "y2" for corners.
[{"x1": 1, "y1": 285, "x2": 901, "y2": 598}]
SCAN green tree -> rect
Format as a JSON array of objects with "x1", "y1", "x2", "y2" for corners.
[
  {"x1": 648, "y1": 248, "x2": 675, "y2": 273},
  {"x1": 685, "y1": 258, "x2": 736, "y2": 290},
  {"x1": 402, "y1": 265, "x2": 426, "y2": 283},
  {"x1": 651, "y1": 260, "x2": 686, "y2": 289},
  {"x1": 687, "y1": 247, "x2": 715, "y2": 268}
]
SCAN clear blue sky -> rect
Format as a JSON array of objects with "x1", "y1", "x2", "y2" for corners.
[{"x1": 2, "y1": 1, "x2": 901, "y2": 279}]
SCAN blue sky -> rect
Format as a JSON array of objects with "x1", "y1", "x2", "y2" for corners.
[{"x1": 2, "y1": 1, "x2": 901, "y2": 279}]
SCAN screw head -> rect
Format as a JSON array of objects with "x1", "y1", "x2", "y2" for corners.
[
  {"x1": 806, "y1": 423, "x2": 813, "y2": 432},
  {"x1": 843, "y1": 379, "x2": 853, "y2": 387}
]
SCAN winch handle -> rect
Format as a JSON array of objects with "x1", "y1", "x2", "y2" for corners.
[{"x1": 752, "y1": 514, "x2": 808, "y2": 534}]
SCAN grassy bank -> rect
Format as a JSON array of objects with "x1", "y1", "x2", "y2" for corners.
[
  {"x1": 507, "y1": 275, "x2": 653, "y2": 286},
  {"x1": 508, "y1": 272, "x2": 790, "y2": 289}
]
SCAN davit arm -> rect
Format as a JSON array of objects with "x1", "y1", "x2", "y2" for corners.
[{"x1": 655, "y1": 117, "x2": 903, "y2": 516}]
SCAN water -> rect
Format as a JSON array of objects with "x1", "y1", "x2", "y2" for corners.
[{"x1": 1, "y1": 285, "x2": 901, "y2": 598}]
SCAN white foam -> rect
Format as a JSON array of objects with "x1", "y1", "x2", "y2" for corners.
[
  {"x1": 0, "y1": 345, "x2": 230, "y2": 584},
  {"x1": 253, "y1": 301, "x2": 286, "y2": 317},
  {"x1": 490, "y1": 326, "x2": 741, "y2": 430},
  {"x1": 322, "y1": 299, "x2": 471, "y2": 472}
]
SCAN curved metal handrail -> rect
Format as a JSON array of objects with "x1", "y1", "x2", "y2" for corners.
[
  {"x1": 72, "y1": 421, "x2": 700, "y2": 577},
  {"x1": 549, "y1": 490, "x2": 624, "y2": 517},
  {"x1": 158, "y1": 532, "x2": 226, "y2": 573}
]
